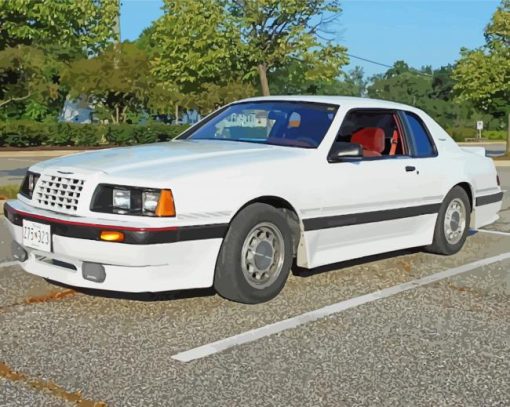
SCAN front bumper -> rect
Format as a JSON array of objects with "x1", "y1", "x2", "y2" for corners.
[{"x1": 4, "y1": 200, "x2": 225, "y2": 292}]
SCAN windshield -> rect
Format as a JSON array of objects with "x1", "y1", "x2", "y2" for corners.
[{"x1": 181, "y1": 101, "x2": 338, "y2": 148}]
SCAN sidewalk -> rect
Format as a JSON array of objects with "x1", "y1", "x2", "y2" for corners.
[{"x1": 0, "y1": 150, "x2": 84, "y2": 158}]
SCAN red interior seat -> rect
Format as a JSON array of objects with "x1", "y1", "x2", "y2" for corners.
[{"x1": 351, "y1": 128, "x2": 385, "y2": 157}]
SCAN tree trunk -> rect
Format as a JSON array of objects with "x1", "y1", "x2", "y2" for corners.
[
  {"x1": 506, "y1": 112, "x2": 510, "y2": 156},
  {"x1": 175, "y1": 104, "x2": 179, "y2": 124},
  {"x1": 257, "y1": 64, "x2": 270, "y2": 96},
  {"x1": 115, "y1": 106, "x2": 120, "y2": 124},
  {"x1": 121, "y1": 106, "x2": 128, "y2": 123}
]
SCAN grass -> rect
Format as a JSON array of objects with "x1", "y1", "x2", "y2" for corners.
[{"x1": 0, "y1": 184, "x2": 19, "y2": 200}]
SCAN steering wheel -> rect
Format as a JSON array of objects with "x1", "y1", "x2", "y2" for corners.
[{"x1": 295, "y1": 137, "x2": 318, "y2": 147}]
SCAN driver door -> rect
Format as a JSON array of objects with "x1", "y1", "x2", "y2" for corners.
[{"x1": 304, "y1": 109, "x2": 440, "y2": 268}]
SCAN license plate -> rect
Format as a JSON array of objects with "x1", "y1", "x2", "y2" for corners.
[{"x1": 22, "y1": 220, "x2": 52, "y2": 252}]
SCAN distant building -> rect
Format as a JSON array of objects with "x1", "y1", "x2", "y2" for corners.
[
  {"x1": 59, "y1": 96, "x2": 94, "y2": 123},
  {"x1": 181, "y1": 110, "x2": 201, "y2": 124}
]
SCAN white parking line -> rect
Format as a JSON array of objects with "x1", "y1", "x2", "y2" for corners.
[
  {"x1": 476, "y1": 229, "x2": 510, "y2": 237},
  {"x1": 0, "y1": 261, "x2": 18, "y2": 269},
  {"x1": 172, "y1": 251, "x2": 510, "y2": 363}
]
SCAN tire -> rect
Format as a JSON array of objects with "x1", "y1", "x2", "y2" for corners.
[
  {"x1": 214, "y1": 203, "x2": 294, "y2": 304},
  {"x1": 426, "y1": 186, "x2": 471, "y2": 255}
]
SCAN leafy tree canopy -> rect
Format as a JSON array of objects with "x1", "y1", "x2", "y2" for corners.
[
  {"x1": 0, "y1": 46, "x2": 60, "y2": 110},
  {"x1": 228, "y1": 0, "x2": 349, "y2": 95},
  {"x1": 0, "y1": 0, "x2": 118, "y2": 55},
  {"x1": 62, "y1": 43, "x2": 156, "y2": 123},
  {"x1": 150, "y1": 0, "x2": 244, "y2": 94},
  {"x1": 453, "y1": 0, "x2": 509, "y2": 118},
  {"x1": 147, "y1": 0, "x2": 348, "y2": 96}
]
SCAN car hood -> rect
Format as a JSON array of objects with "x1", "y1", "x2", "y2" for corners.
[{"x1": 31, "y1": 140, "x2": 308, "y2": 180}]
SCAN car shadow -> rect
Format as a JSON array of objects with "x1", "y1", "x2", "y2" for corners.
[
  {"x1": 47, "y1": 234, "x2": 480, "y2": 301},
  {"x1": 46, "y1": 279, "x2": 216, "y2": 302}
]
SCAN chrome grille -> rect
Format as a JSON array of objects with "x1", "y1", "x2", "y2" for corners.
[{"x1": 33, "y1": 174, "x2": 85, "y2": 214}]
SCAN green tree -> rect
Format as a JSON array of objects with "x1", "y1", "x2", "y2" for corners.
[
  {"x1": 366, "y1": 61, "x2": 487, "y2": 132},
  {"x1": 367, "y1": 62, "x2": 432, "y2": 106},
  {"x1": 62, "y1": 43, "x2": 156, "y2": 123},
  {"x1": 150, "y1": 0, "x2": 244, "y2": 94},
  {"x1": 0, "y1": 46, "x2": 60, "y2": 110},
  {"x1": 431, "y1": 65, "x2": 455, "y2": 101},
  {"x1": 149, "y1": 0, "x2": 348, "y2": 98},
  {"x1": 270, "y1": 64, "x2": 366, "y2": 96},
  {"x1": 453, "y1": 0, "x2": 510, "y2": 152},
  {"x1": 0, "y1": 0, "x2": 119, "y2": 120},
  {"x1": 229, "y1": 0, "x2": 348, "y2": 95},
  {"x1": 192, "y1": 82, "x2": 257, "y2": 114},
  {"x1": 0, "y1": 0, "x2": 118, "y2": 55}
]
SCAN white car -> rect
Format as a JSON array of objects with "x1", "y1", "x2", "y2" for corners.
[{"x1": 4, "y1": 96, "x2": 503, "y2": 303}]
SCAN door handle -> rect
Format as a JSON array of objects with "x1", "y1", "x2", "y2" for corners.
[{"x1": 405, "y1": 166, "x2": 416, "y2": 172}]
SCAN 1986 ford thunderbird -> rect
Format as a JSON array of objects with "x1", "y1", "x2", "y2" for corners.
[{"x1": 4, "y1": 96, "x2": 503, "y2": 303}]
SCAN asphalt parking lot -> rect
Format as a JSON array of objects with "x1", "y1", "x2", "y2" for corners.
[{"x1": 0, "y1": 160, "x2": 509, "y2": 406}]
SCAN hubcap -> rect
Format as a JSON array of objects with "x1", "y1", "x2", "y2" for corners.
[
  {"x1": 443, "y1": 198, "x2": 467, "y2": 245},
  {"x1": 241, "y1": 222, "x2": 285, "y2": 289}
]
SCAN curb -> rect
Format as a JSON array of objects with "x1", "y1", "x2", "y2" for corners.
[{"x1": 458, "y1": 141, "x2": 507, "y2": 146}]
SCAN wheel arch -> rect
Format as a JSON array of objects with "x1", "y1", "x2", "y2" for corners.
[
  {"x1": 443, "y1": 181, "x2": 475, "y2": 228},
  {"x1": 452, "y1": 181, "x2": 474, "y2": 212},
  {"x1": 231, "y1": 195, "x2": 303, "y2": 256}
]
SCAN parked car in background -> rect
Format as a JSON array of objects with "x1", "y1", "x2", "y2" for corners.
[{"x1": 4, "y1": 96, "x2": 503, "y2": 303}]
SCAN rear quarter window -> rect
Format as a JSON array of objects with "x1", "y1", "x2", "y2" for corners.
[{"x1": 404, "y1": 112, "x2": 436, "y2": 157}]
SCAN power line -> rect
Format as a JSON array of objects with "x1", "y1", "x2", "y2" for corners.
[
  {"x1": 347, "y1": 53, "x2": 433, "y2": 77},
  {"x1": 347, "y1": 53, "x2": 393, "y2": 69}
]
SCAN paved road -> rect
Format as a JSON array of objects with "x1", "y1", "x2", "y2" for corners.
[
  {"x1": 0, "y1": 154, "x2": 70, "y2": 187},
  {"x1": 458, "y1": 142, "x2": 506, "y2": 157},
  {"x1": 0, "y1": 167, "x2": 509, "y2": 406}
]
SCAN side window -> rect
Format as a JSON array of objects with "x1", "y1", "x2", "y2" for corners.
[
  {"x1": 337, "y1": 110, "x2": 407, "y2": 158},
  {"x1": 404, "y1": 112, "x2": 436, "y2": 157}
]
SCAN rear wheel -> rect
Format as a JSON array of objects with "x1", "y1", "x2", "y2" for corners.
[
  {"x1": 426, "y1": 186, "x2": 471, "y2": 255},
  {"x1": 214, "y1": 203, "x2": 293, "y2": 304}
]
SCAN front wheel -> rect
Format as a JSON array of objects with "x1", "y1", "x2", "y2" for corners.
[
  {"x1": 426, "y1": 186, "x2": 471, "y2": 255},
  {"x1": 214, "y1": 203, "x2": 294, "y2": 304}
]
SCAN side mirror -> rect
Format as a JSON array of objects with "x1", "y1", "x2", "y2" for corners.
[{"x1": 327, "y1": 142, "x2": 363, "y2": 163}]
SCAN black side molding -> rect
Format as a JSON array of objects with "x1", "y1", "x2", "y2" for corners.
[
  {"x1": 303, "y1": 203, "x2": 441, "y2": 231},
  {"x1": 476, "y1": 192, "x2": 504, "y2": 207}
]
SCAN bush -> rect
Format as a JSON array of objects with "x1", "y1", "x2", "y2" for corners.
[
  {"x1": 0, "y1": 120, "x2": 50, "y2": 147},
  {"x1": 0, "y1": 120, "x2": 189, "y2": 147},
  {"x1": 446, "y1": 127, "x2": 476, "y2": 142},
  {"x1": 447, "y1": 127, "x2": 507, "y2": 142},
  {"x1": 105, "y1": 123, "x2": 189, "y2": 145},
  {"x1": 484, "y1": 130, "x2": 507, "y2": 140}
]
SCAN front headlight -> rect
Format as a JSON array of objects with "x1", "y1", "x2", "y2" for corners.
[
  {"x1": 91, "y1": 184, "x2": 175, "y2": 217},
  {"x1": 113, "y1": 189, "x2": 131, "y2": 212},
  {"x1": 20, "y1": 171, "x2": 40, "y2": 199},
  {"x1": 142, "y1": 191, "x2": 160, "y2": 213}
]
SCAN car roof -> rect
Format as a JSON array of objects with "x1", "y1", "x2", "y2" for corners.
[{"x1": 237, "y1": 95, "x2": 421, "y2": 113}]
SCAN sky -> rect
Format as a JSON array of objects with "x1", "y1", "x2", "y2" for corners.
[{"x1": 120, "y1": 0, "x2": 500, "y2": 77}]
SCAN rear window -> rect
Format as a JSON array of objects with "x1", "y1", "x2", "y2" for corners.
[{"x1": 404, "y1": 112, "x2": 436, "y2": 157}]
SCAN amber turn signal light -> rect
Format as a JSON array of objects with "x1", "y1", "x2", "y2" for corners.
[
  {"x1": 155, "y1": 189, "x2": 176, "y2": 217},
  {"x1": 100, "y1": 230, "x2": 125, "y2": 242}
]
